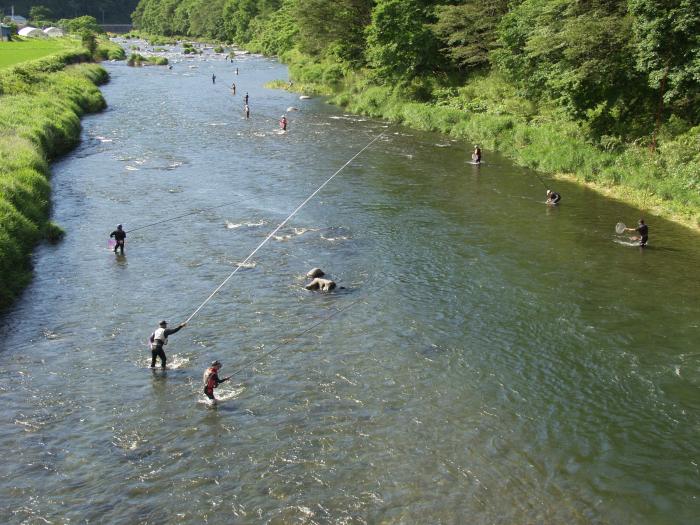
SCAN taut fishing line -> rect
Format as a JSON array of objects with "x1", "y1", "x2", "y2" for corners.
[
  {"x1": 124, "y1": 193, "x2": 271, "y2": 234},
  {"x1": 183, "y1": 130, "x2": 387, "y2": 324},
  {"x1": 226, "y1": 276, "x2": 400, "y2": 379}
]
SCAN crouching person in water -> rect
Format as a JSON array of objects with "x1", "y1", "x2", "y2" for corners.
[
  {"x1": 203, "y1": 360, "x2": 230, "y2": 403},
  {"x1": 546, "y1": 189, "x2": 561, "y2": 205},
  {"x1": 149, "y1": 320, "x2": 187, "y2": 368}
]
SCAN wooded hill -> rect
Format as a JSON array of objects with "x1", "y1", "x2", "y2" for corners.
[{"x1": 6, "y1": 1, "x2": 140, "y2": 24}]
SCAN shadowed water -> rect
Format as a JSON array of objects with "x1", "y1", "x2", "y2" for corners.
[{"x1": 1, "y1": 45, "x2": 699, "y2": 524}]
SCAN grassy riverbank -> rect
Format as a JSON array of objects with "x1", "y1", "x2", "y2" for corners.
[
  {"x1": 269, "y1": 53, "x2": 700, "y2": 230},
  {"x1": 0, "y1": 50, "x2": 109, "y2": 309}
]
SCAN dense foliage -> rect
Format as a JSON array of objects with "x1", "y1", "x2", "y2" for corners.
[
  {"x1": 7, "y1": 1, "x2": 140, "y2": 24},
  {"x1": 132, "y1": 0, "x2": 700, "y2": 140},
  {"x1": 0, "y1": 52, "x2": 108, "y2": 308}
]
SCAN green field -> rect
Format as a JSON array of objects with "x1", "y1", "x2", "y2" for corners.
[{"x1": 0, "y1": 38, "x2": 79, "y2": 68}]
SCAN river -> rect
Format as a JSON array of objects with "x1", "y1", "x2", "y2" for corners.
[{"x1": 1, "y1": 44, "x2": 699, "y2": 524}]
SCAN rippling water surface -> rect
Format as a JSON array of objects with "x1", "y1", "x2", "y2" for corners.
[{"x1": 1, "y1": 44, "x2": 699, "y2": 524}]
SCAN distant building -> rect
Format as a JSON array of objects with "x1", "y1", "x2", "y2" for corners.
[
  {"x1": 1, "y1": 23, "x2": 11, "y2": 41},
  {"x1": 7, "y1": 15, "x2": 27, "y2": 27},
  {"x1": 18, "y1": 26, "x2": 45, "y2": 38},
  {"x1": 43, "y1": 27, "x2": 64, "y2": 37}
]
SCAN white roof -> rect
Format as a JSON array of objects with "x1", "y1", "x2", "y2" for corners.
[
  {"x1": 18, "y1": 26, "x2": 44, "y2": 37},
  {"x1": 43, "y1": 27, "x2": 64, "y2": 36}
]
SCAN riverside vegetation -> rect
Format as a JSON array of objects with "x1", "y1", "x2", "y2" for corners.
[
  {"x1": 131, "y1": 0, "x2": 700, "y2": 228},
  {"x1": 0, "y1": 31, "x2": 122, "y2": 308}
]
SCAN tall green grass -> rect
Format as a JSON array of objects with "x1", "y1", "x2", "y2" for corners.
[
  {"x1": 276, "y1": 56, "x2": 700, "y2": 227},
  {"x1": 0, "y1": 52, "x2": 108, "y2": 308}
]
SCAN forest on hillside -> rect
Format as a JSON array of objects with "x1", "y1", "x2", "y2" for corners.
[
  {"x1": 132, "y1": 0, "x2": 699, "y2": 147},
  {"x1": 4, "y1": 1, "x2": 140, "y2": 23}
]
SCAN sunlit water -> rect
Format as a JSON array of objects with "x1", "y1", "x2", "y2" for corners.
[{"x1": 1, "y1": 43, "x2": 699, "y2": 524}]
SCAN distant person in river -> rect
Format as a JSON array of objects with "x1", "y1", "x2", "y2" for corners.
[
  {"x1": 231, "y1": 82, "x2": 236, "y2": 95},
  {"x1": 279, "y1": 115, "x2": 287, "y2": 131},
  {"x1": 624, "y1": 218, "x2": 648, "y2": 247},
  {"x1": 244, "y1": 92, "x2": 249, "y2": 104},
  {"x1": 472, "y1": 145, "x2": 482, "y2": 163},
  {"x1": 110, "y1": 224, "x2": 126, "y2": 255},
  {"x1": 203, "y1": 360, "x2": 230, "y2": 403},
  {"x1": 212, "y1": 73, "x2": 216, "y2": 84},
  {"x1": 149, "y1": 320, "x2": 187, "y2": 369},
  {"x1": 236, "y1": 67, "x2": 239, "y2": 75},
  {"x1": 244, "y1": 104, "x2": 250, "y2": 119},
  {"x1": 546, "y1": 189, "x2": 561, "y2": 205}
]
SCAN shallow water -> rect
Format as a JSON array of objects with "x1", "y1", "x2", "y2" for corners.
[{"x1": 1, "y1": 44, "x2": 699, "y2": 524}]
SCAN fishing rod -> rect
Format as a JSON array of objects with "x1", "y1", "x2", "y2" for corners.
[
  {"x1": 182, "y1": 130, "x2": 387, "y2": 324},
  {"x1": 225, "y1": 276, "x2": 400, "y2": 379},
  {"x1": 533, "y1": 171, "x2": 548, "y2": 189}
]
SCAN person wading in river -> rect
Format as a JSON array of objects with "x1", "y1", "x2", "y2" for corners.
[
  {"x1": 624, "y1": 218, "x2": 649, "y2": 247},
  {"x1": 546, "y1": 189, "x2": 561, "y2": 205},
  {"x1": 149, "y1": 320, "x2": 187, "y2": 369},
  {"x1": 203, "y1": 360, "x2": 230, "y2": 403},
  {"x1": 109, "y1": 224, "x2": 126, "y2": 255},
  {"x1": 472, "y1": 145, "x2": 482, "y2": 163}
]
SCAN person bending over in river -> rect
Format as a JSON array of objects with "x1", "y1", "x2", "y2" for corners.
[
  {"x1": 203, "y1": 360, "x2": 230, "y2": 403},
  {"x1": 472, "y1": 145, "x2": 482, "y2": 163},
  {"x1": 546, "y1": 189, "x2": 561, "y2": 205},
  {"x1": 624, "y1": 218, "x2": 648, "y2": 247},
  {"x1": 109, "y1": 224, "x2": 126, "y2": 255},
  {"x1": 149, "y1": 320, "x2": 187, "y2": 369}
]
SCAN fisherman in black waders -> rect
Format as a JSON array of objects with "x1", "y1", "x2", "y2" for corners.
[
  {"x1": 624, "y1": 218, "x2": 649, "y2": 247},
  {"x1": 110, "y1": 224, "x2": 126, "y2": 255},
  {"x1": 149, "y1": 320, "x2": 187, "y2": 368},
  {"x1": 546, "y1": 189, "x2": 561, "y2": 205},
  {"x1": 203, "y1": 360, "x2": 230, "y2": 403}
]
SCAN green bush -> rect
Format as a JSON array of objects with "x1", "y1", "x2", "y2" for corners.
[{"x1": 0, "y1": 56, "x2": 107, "y2": 308}]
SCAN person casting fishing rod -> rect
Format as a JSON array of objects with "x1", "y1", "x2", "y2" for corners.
[
  {"x1": 109, "y1": 224, "x2": 126, "y2": 255},
  {"x1": 203, "y1": 360, "x2": 230, "y2": 403},
  {"x1": 149, "y1": 320, "x2": 187, "y2": 369}
]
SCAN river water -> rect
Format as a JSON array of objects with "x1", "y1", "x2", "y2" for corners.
[{"x1": 1, "y1": 45, "x2": 699, "y2": 524}]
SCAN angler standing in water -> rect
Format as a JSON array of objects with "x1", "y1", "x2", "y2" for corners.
[
  {"x1": 109, "y1": 224, "x2": 126, "y2": 255},
  {"x1": 149, "y1": 320, "x2": 187, "y2": 369},
  {"x1": 212, "y1": 73, "x2": 216, "y2": 84},
  {"x1": 624, "y1": 218, "x2": 649, "y2": 247},
  {"x1": 472, "y1": 145, "x2": 482, "y2": 163},
  {"x1": 279, "y1": 115, "x2": 288, "y2": 131},
  {"x1": 244, "y1": 104, "x2": 250, "y2": 119},
  {"x1": 244, "y1": 92, "x2": 249, "y2": 105},
  {"x1": 203, "y1": 360, "x2": 230, "y2": 404},
  {"x1": 231, "y1": 82, "x2": 236, "y2": 95}
]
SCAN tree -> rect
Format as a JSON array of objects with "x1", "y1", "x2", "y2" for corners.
[
  {"x1": 365, "y1": 0, "x2": 439, "y2": 80},
  {"x1": 628, "y1": 0, "x2": 700, "y2": 126},
  {"x1": 81, "y1": 30, "x2": 98, "y2": 58},
  {"x1": 29, "y1": 5, "x2": 54, "y2": 24},
  {"x1": 431, "y1": 0, "x2": 508, "y2": 72},
  {"x1": 294, "y1": 0, "x2": 373, "y2": 63},
  {"x1": 59, "y1": 15, "x2": 105, "y2": 34}
]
